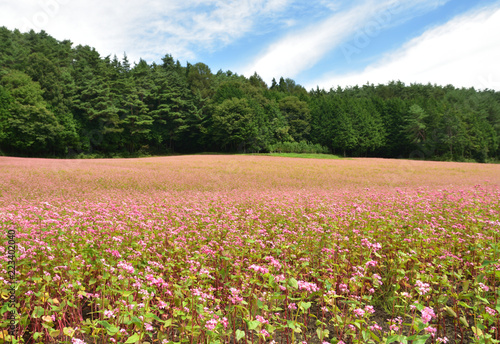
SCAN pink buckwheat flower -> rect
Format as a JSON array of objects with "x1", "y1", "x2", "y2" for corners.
[
  {"x1": 425, "y1": 326, "x2": 437, "y2": 337},
  {"x1": 72, "y1": 339, "x2": 86, "y2": 344},
  {"x1": 256, "y1": 315, "x2": 269, "y2": 324},
  {"x1": 221, "y1": 317, "x2": 229, "y2": 329},
  {"x1": 206, "y1": 319, "x2": 217, "y2": 331},
  {"x1": 415, "y1": 280, "x2": 430, "y2": 295},
  {"x1": 104, "y1": 310, "x2": 115, "y2": 318},
  {"x1": 365, "y1": 305, "x2": 375, "y2": 314},
  {"x1": 485, "y1": 307, "x2": 496, "y2": 316},
  {"x1": 354, "y1": 308, "x2": 365, "y2": 318},
  {"x1": 479, "y1": 283, "x2": 489, "y2": 292},
  {"x1": 421, "y1": 307, "x2": 436, "y2": 324}
]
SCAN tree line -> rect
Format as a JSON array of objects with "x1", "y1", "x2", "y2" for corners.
[{"x1": 1, "y1": 27, "x2": 499, "y2": 162}]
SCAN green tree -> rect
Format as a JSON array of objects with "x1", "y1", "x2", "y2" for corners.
[
  {"x1": 150, "y1": 62, "x2": 196, "y2": 152},
  {"x1": 0, "y1": 84, "x2": 13, "y2": 151},
  {"x1": 0, "y1": 70, "x2": 62, "y2": 155},
  {"x1": 403, "y1": 104, "x2": 428, "y2": 145},
  {"x1": 211, "y1": 97, "x2": 258, "y2": 151},
  {"x1": 279, "y1": 96, "x2": 311, "y2": 142}
]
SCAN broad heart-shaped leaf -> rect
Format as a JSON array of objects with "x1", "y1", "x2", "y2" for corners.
[
  {"x1": 164, "y1": 318, "x2": 173, "y2": 327},
  {"x1": 387, "y1": 334, "x2": 406, "y2": 343},
  {"x1": 256, "y1": 299, "x2": 264, "y2": 309},
  {"x1": 144, "y1": 312, "x2": 162, "y2": 321},
  {"x1": 98, "y1": 320, "x2": 119, "y2": 335},
  {"x1": 32, "y1": 306, "x2": 45, "y2": 318},
  {"x1": 49, "y1": 329, "x2": 60, "y2": 338},
  {"x1": 412, "y1": 334, "x2": 431, "y2": 344},
  {"x1": 471, "y1": 326, "x2": 483, "y2": 336},
  {"x1": 316, "y1": 328, "x2": 329, "y2": 340},
  {"x1": 288, "y1": 277, "x2": 298, "y2": 289},
  {"x1": 299, "y1": 301, "x2": 311, "y2": 311},
  {"x1": 124, "y1": 333, "x2": 141, "y2": 343},
  {"x1": 63, "y1": 327, "x2": 75, "y2": 337},
  {"x1": 407, "y1": 334, "x2": 430, "y2": 344},
  {"x1": 130, "y1": 316, "x2": 143, "y2": 326},
  {"x1": 235, "y1": 329, "x2": 245, "y2": 341},
  {"x1": 246, "y1": 320, "x2": 260, "y2": 330}
]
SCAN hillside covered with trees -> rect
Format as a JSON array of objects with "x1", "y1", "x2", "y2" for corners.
[{"x1": 1, "y1": 27, "x2": 499, "y2": 162}]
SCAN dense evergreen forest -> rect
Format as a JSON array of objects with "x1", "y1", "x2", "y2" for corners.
[{"x1": 1, "y1": 27, "x2": 499, "y2": 162}]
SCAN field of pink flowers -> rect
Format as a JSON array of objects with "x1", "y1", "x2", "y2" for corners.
[{"x1": 1, "y1": 156, "x2": 500, "y2": 344}]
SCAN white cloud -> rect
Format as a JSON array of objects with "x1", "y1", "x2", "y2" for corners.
[
  {"x1": 309, "y1": 3, "x2": 500, "y2": 91},
  {"x1": 241, "y1": 0, "x2": 450, "y2": 83},
  {"x1": 0, "y1": 0, "x2": 292, "y2": 64}
]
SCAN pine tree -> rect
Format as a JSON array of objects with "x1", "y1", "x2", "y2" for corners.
[{"x1": 0, "y1": 70, "x2": 62, "y2": 155}]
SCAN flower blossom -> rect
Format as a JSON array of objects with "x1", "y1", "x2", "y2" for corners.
[
  {"x1": 206, "y1": 319, "x2": 217, "y2": 331},
  {"x1": 297, "y1": 280, "x2": 319, "y2": 292},
  {"x1": 415, "y1": 280, "x2": 431, "y2": 295},
  {"x1": 421, "y1": 307, "x2": 436, "y2": 324}
]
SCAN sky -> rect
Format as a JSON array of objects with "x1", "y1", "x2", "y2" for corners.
[{"x1": 1, "y1": 0, "x2": 500, "y2": 91}]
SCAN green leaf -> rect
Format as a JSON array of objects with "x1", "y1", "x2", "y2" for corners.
[
  {"x1": 462, "y1": 280, "x2": 470, "y2": 293},
  {"x1": 32, "y1": 306, "x2": 45, "y2": 318},
  {"x1": 362, "y1": 330, "x2": 370, "y2": 342},
  {"x1": 63, "y1": 327, "x2": 75, "y2": 337},
  {"x1": 370, "y1": 330, "x2": 380, "y2": 342},
  {"x1": 459, "y1": 301, "x2": 473, "y2": 309},
  {"x1": 482, "y1": 260, "x2": 492, "y2": 266},
  {"x1": 33, "y1": 332, "x2": 43, "y2": 340},
  {"x1": 288, "y1": 277, "x2": 298, "y2": 289},
  {"x1": 98, "y1": 320, "x2": 119, "y2": 335},
  {"x1": 247, "y1": 320, "x2": 260, "y2": 330},
  {"x1": 256, "y1": 299, "x2": 264, "y2": 309},
  {"x1": 444, "y1": 306, "x2": 457, "y2": 318},
  {"x1": 124, "y1": 333, "x2": 141, "y2": 343},
  {"x1": 130, "y1": 316, "x2": 143, "y2": 325},
  {"x1": 387, "y1": 334, "x2": 405, "y2": 343},
  {"x1": 144, "y1": 312, "x2": 162, "y2": 322},
  {"x1": 412, "y1": 334, "x2": 431, "y2": 344},
  {"x1": 236, "y1": 329, "x2": 245, "y2": 341},
  {"x1": 299, "y1": 301, "x2": 311, "y2": 311},
  {"x1": 476, "y1": 295, "x2": 489, "y2": 304},
  {"x1": 49, "y1": 329, "x2": 60, "y2": 338},
  {"x1": 472, "y1": 327, "x2": 483, "y2": 336},
  {"x1": 316, "y1": 328, "x2": 326, "y2": 340}
]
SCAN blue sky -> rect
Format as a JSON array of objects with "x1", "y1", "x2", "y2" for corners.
[{"x1": 2, "y1": 0, "x2": 500, "y2": 90}]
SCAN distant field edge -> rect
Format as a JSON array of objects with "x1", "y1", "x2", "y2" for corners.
[{"x1": 239, "y1": 152, "x2": 345, "y2": 159}]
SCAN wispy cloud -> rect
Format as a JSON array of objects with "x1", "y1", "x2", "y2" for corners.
[
  {"x1": 1, "y1": 0, "x2": 293, "y2": 63},
  {"x1": 308, "y1": 3, "x2": 500, "y2": 91},
  {"x1": 241, "y1": 0, "x2": 450, "y2": 83}
]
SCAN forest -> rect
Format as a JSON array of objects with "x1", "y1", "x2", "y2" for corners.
[{"x1": 1, "y1": 27, "x2": 499, "y2": 162}]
